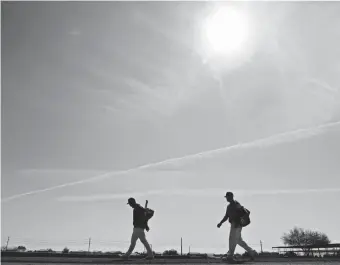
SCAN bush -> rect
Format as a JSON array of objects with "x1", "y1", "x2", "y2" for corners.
[
  {"x1": 62, "y1": 247, "x2": 70, "y2": 254},
  {"x1": 17, "y1": 246, "x2": 26, "y2": 252},
  {"x1": 163, "y1": 249, "x2": 179, "y2": 256},
  {"x1": 284, "y1": 251, "x2": 298, "y2": 257},
  {"x1": 282, "y1": 227, "x2": 330, "y2": 247}
]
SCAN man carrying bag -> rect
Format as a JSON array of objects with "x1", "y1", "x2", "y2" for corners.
[{"x1": 217, "y1": 192, "x2": 257, "y2": 263}]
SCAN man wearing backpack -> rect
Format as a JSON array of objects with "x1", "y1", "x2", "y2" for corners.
[
  {"x1": 217, "y1": 192, "x2": 257, "y2": 263},
  {"x1": 122, "y1": 198, "x2": 154, "y2": 260}
]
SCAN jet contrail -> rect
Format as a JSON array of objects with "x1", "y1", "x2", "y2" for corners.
[{"x1": 2, "y1": 120, "x2": 340, "y2": 203}]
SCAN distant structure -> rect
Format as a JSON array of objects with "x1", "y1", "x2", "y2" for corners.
[
  {"x1": 272, "y1": 243, "x2": 340, "y2": 257},
  {"x1": 181, "y1": 238, "x2": 182, "y2": 255}
]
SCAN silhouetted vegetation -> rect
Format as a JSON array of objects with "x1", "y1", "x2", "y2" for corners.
[
  {"x1": 283, "y1": 251, "x2": 298, "y2": 257},
  {"x1": 62, "y1": 247, "x2": 69, "y2": 254},
  {"x1": 163, "y1": 249, "x2": 179, "y2": 255},
  {"x1": 282, "y1": 227, "x2": 330, "y2": 246},
  {"x1": 17, "y1": 246, "x2": 26, "y2": 252},
  {"x1": 281, "y1": 227, "x2": 331, "y2": 256}
]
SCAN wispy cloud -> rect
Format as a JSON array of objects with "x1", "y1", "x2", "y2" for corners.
[
  {"x1": 57, "y1": 188, "x2": 340, "y2": 202},
  {"x1": 307, "y1": 78, "x2": 339, "y2": 93},
  {"x1": 68, "y1": 29, "x2": 81, "y2": 36},
  {"x1": 3, "y1": 120, "x2": 340, "y2": 203},
  {"x1": 17, "y1": 169, "x2": 106, "y2": 177},
  {"x1": 120, "y1": 77, "x2": 183, "y2": 119}
]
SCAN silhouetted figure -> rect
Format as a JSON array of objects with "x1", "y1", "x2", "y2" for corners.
[
  {"x1": 122, "y1": 198, "x2": 154, "y2": 260},
  {"x1": 217, "y1": 192, "x2": 257, "y2": 263}
]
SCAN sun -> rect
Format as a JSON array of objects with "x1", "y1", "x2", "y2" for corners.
[{"x1": 204, "y1": 7, "x2": 249, "y2": 55}]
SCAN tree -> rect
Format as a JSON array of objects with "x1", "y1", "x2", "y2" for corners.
[
  {"x1": 163, "y1": 249, "x2": 179, "y2": 255},
  {"x1": 17, "y1": 246, "x2": 26, "y2": 252},
  {"x1": 62, "y1": 247, "x2": 70, "y2": 254},
  {"x1": 281, "y1": 227, "x2": 330, "y2": 254},
  {"x1": 282, "y1": 227, "x2": 330, "y2": 246}
]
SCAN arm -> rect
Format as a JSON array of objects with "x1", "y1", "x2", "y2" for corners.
[
  {"x1": 220, "y1": 214, "x2": 229, "y2": 224},
  {"x1": 219, "y1": 214, "x2": 229, "y2": 225},
  {"x1": 218, "y1": 213, "x2": 229, "y2": 227}
]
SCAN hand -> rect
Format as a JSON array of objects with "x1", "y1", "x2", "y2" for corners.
[{"x1": 217, "y1": 223, "x2": 222, "y2": 228}]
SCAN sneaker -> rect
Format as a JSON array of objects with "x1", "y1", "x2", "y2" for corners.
[
  {"x1": 249, "y1": 250, "x2": 258, "y2": 261},
  {"x1": 141, "y1": 256, "x2": 154, "y2": 260},
  {"x1": 120, "y1": 255, "x2": 129, "y2": 260},
  {"x1": 224, "y1": 256, "x2": 238, "y2": 264}
]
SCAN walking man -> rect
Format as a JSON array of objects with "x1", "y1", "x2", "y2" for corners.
[
  {"x1": 217, "y1": 192, "x2": 257, "y2": 263},
  {"x1": 122, "y1": 198, "x2": 154, "y2": 260}
]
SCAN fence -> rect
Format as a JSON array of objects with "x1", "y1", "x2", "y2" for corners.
[
  {"x1": 1, "y1": 236, "x2": 263, "y2": 255},
  {"x1": 1, "y1": 237, "x2": 131, "y2": 253}
]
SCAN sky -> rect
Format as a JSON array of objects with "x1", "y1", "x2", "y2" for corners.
[{"x1": 1, "y1": 1, "x2": 340, "y2": 254}]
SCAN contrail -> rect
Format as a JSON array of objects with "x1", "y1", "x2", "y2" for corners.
[
  {"x1": 1, "y1": 170, "x2": 133, "y2": 203},
  {"x1": 2, "y1": 120, "x2": 340, "y2": 203}
]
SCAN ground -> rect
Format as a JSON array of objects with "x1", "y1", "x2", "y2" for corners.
[{"x1": 1, "y1": 261, "x2": 340, "y2": 265}]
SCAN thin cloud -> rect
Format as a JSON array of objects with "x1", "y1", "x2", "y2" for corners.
[
  {"x1": 57, "y1": 190, "x2": 169, "y2": 202},
  {"x1": 68, "y1": 29, "x2": 81, "y2": 36},
  {"x1": 17, "y1": 169, "x2": 106, "y2": 177},
  {"x1": 307, "y1": 78, "x2": 339, "y2": 93},
  {"x1": 2, "y1": 120, "x2": 340, "y2": 203},
  {"x1": 57, "y1": 188, "x2": 340, "y2": 202},
  {"x1": 122, "y1": 77, "x2": 182, "y2": 119}
]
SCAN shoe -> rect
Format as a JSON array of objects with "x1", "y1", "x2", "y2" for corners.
[
  {"x1": 140, "y1": 256, "x2": 154, "y2": 260},
  {"x1": 120, "y1": 255, "x2": 129, "y2": 260},
  {"x1": 222, "y1": 255, "x2": 237, "y2": 264},
  {"x1": 224, "y1": 256, "x2": 238, "y2": 264},
  {"x1": 249, "y1": 250, "x2": 258, "y2": 261}
]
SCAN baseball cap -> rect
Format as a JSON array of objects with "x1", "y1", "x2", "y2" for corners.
[
  {"x1": 127, "y1": 197, "x2": 136, "y2": 205},
  {"x1": 224, "y1": 192, "x2": 234, "y2": 198}
]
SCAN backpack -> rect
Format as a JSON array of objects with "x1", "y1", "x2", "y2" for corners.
[
  {"x1": 239, "y1": 207, "x2": 251, "y2": 227},
  {"x1": 145, "y1": 208, "x2": 154, "y2": 221}
]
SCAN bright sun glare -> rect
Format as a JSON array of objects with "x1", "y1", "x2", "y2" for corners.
[{"x1": 205, "y1": 7, "x2": 249, "y2": 55}]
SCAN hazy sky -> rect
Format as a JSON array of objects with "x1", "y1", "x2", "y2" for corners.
[{"x1": 2, "y1": 1, "x2": 340, "y2": 254}]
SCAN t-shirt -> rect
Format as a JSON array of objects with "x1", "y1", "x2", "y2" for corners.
[
  {"x1": 226, "y1": 200, "x2": 243, "y2": 224},
  {"x1": 133, "y1": 204, "x2": 147, "y2": 229}
]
